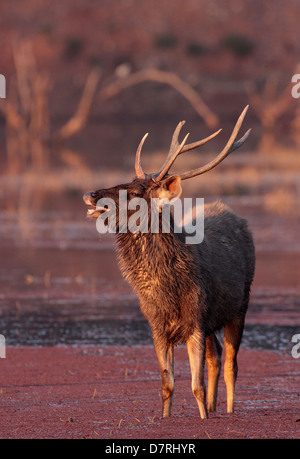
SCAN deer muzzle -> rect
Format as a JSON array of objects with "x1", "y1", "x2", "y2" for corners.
[{"x1": 83, "y1": 191, "x2": 110, "y2": 218}]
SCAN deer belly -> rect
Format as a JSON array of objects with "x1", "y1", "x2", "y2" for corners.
[
  {"x1": 164, "y1": 319, "x2": 195, "y2": 344},
  {"x1": 139, "y1": 293, "x2": 197, "y2": 345}
]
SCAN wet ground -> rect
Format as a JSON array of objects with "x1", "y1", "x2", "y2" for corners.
[
  {"x1": 0, "y1": 197, "x2": 299, "y2": 439},
  {"x1": 0, "y1": 247, "x2": 299, "y2": 350},
  {"x1": 0, "y1": 200, "x2": 299, "y2": 350}
]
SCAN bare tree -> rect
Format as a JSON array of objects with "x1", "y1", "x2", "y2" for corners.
[
  {"x1": 246, "y1": 75, "x2": 295, "y2": 153},
  {"x1": 0, "y1": 40, "x2": 101, "y2": 173}
]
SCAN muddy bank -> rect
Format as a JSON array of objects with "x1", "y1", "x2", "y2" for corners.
[{"x1": 0, "y1": 242, "x2": 299, "y2": 349}]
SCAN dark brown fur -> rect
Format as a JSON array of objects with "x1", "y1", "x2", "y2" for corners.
[{"x1": 84, "y1": 177, "x2": 255, "y2": 418}]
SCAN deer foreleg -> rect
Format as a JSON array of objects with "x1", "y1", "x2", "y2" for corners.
[
  {"x1": 153, "y1": 336, "x2": 174, "y2": 418},
  {"x1": 186, "y1": 331, "x2": 208, "y2": 419}
]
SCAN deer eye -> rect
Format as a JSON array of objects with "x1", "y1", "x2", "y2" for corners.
[{"x1": 129, "y1": 191, "x2": 142, "y2": 198}]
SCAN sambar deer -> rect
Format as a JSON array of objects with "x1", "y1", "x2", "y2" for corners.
[{"x1": 83, "y1": 105, "x2": 255, "y2": 419}]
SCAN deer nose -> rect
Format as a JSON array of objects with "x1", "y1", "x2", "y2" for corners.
[{"x1": 83, "y1": 191, "x2": 97, "y2": 205}]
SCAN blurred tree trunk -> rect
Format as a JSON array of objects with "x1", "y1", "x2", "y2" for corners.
[
  {"x1": 0, "y1": 40, "x2": 100, "y2": 174},
  {"x1": 246, "y1": 75, "x2": 295, "y2": 153}
]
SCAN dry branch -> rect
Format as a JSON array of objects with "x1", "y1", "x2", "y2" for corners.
[
  {"x1": 53, "y1": 68, "x2": 101, "y2": 142},
  {"x1": 99, "y1": 69, "x2": 219, "y2": 129}
]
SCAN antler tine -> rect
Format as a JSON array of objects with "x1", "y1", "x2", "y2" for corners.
[
  {"x1": 180, "y1": 128, "x2": 222, "y2": 154},
  {"x1": 135, "y1": 133, "x2": 148, "y2": 178},
  {"x1": 179, "y1": 105, "x2": 250, "y2": 181},
  {"x1": 154, "y1": 123, "x2": 222, "y2": 182},
  {"x1": 155, "y1": 121, "x2": 189, "y2": 182}
]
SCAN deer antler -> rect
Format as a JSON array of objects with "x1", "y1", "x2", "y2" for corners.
[
  {"x1": 134, "y1": 123, "x2": 221, "y2": 180},
  {"x1": 135, "y1": 133, "x2": 148, "y2": 178},
  {"x1": 179, "y1": 105, "x2": 250, "y2": 180},
  {"x1": 134, "y1": 105, "x2": 250, "y2": 181},
  {"x1": 154, "y1": 123, "x2": 221, "y2": 182}
]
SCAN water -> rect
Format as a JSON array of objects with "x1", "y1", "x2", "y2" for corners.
[
  {"x1": 0, "y1": 213, "x2": 299, "y2": 351},
  {"x1": 1, "y1": 296, "x2": 298, "y2": 351}
]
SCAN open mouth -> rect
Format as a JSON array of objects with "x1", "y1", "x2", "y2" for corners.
[
  {"x1": 83, "y1": 193, "x2": 111, "y2": 218},
  {"x1": 86, "y1": 205, "x2": 110, "y2": 218}
]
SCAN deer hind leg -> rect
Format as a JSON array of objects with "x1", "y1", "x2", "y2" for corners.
[
  {"x1": 153, "y1": 337, "x2": 174, "y2": 418},
  {"x1": 205, "y1": 333, "x2": 222, "y2": 412},
  {"x1": 186, "y1": 331, "x2": 208, "y2": 419},
  {"x1": 224, "y1": 315, "x2": 245, "y2": 413}
]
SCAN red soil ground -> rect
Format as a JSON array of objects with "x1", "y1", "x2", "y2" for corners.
[{"x1": 0, "y1": 345, "x2": 299, "y2": 439}]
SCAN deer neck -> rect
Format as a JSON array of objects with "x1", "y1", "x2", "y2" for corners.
[
  {"x1": 115, "y1": 224, "x2": 198, "y2": 296},
  {"x1": 116, "y1": 229, "x2": 180, "y2": 266}
]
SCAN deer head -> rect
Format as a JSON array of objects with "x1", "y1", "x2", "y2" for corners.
[{"x1": 83, "y1": 106, "x2": 250, "y2": 231}]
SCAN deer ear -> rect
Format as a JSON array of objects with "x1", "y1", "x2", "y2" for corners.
[{"x1": 157, "y1": 175, "x2": 182, "y2": 202}]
